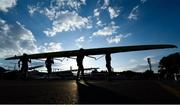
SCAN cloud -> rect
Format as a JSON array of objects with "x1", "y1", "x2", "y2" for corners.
[
  {"x1": 93, "y1": 23, "x2": 119, "y2": 36},
  {"x1": 106, "y1": 35, "x2": 123, "y2": 44},
  {"x1": 38, "y1": 0, "x2": 91, "y2": 37},
  {"x1": 106, "y1": 33, "x2": 131, "y2": 44},
  {"x1": 93, "y1": 8, "x2": 105, "y2": 27},
  {"x1": 80, "y1": 0, "x2": 86, "y2": 5},
  {"x1": 93, "y1": 0, "x2": 122, "y2": 34},
  {"x1": 128, "y1": 0, "x2": 147, "y2": 21},
  {"x1": 101, "y1": 0, "x2": 109, "y2": 9},
  {"x1": 95, "y1": 0, "x2": 121, "y2": 20},
  {"x1": 143, "y1": 55, "x2": 157, "y2": 64},
  {"x1": 129, "y1": 59, "x2": 137, "y2": 63},
  {"x1": 52, "y1": 0, "x2": 86, "y2": 11},
  {"x1": 130, "y1": 62, "x2": 159, "y2": 73},
  {"x1": 38, "y1": 42, "x2": 63, "y2": 52},
  {"x1": 96, "y1": 20, "x2": 105, "y2": 27},
  {"x1": 104, "y1": 0, "x2": 109, "y2": 6},
  {"x1": 108, "y1": 7, "x2": 120, "y2": 19},
  {"x1": 43, "y1": 11, "x2": 92, "y2": 37},
  {"x1": 128, "y1": 6, "x2": 139, "y2": 20},
  {"x1": 26, "y1": 0, "x2": 90, "y2": 37},
  {"x1": 42, "y1": 8, "x2": 57, "y2": 21},
  {"x1": 140, "y1": 0, "x2": 147, "y2": 3},
  {"x1": 0, "y1": 19, "x2": 38, "y2": 57},
  {"x1": 94, "y1": 8, "x2": 100, "y2": 17},
  {"x1": 143, "y1": 55, "x2": 154, "y2": 61},
  {"x1": 0, "y1": 18, "x2": 65, "y2": 58},
  {"x1": 0, "y1": 0, "x2": 17, "y2": 12},
  {"x1": 127, "y1": 55, "x2": 158, "y2": 72},
  {"x1": 75, "y1": 36, "x2": 85, "y2": 48},
  {"x1": 27, "y1": 5, "x2": 40, "y2": 16}
]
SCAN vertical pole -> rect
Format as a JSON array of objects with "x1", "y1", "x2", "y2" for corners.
[{"x1": 147, "y1": 58, "x2": 152, "y2": 71}]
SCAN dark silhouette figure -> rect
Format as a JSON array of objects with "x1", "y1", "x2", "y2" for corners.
[
  {"x1": 18, "y1": 53, "x2": 31, "y2": 79},
  {"x1": 76, "y1": 48, "x2": 85, "y2": 81},
  {"x1": 147, "y1": 58, "x2": 152, "y2": 71},
  {"x1": 45, "y1": 57, "x2": 54, "y2": 78},
  {"x1": 105, "y1": 53, "x2": 112, "y2": 80}
]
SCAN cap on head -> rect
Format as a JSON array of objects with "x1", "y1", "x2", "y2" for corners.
[{"x1": 79, "y1": 48, "x2": 85, "y2": 52}]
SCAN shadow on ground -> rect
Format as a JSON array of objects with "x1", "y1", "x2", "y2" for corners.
[{"x1": 77, "y1": 81, "x2": 137, "y2": 104}]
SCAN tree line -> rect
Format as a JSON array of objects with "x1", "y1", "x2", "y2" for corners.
[{"x1": 158, "y1": 52, "x2": 180, "y2": 80}]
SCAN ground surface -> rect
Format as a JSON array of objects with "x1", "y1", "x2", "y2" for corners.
[{"x1": 0, "y1": 80, "x2": 180, "y2": 104}]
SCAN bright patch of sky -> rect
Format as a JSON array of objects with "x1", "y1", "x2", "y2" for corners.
[{"x1": 0, "y1": 0, "x2": 180, "y2": 72}]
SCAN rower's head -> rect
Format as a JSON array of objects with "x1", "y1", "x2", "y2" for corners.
[
  {"x1": 23, "y1": 53, "x2": 27, "y2": 57},
  {"x1": 80, "y1": 48, "x2": 84, "y2": 51},
  {"x1": 78, "y1": 48, "x2": 85, "y2": 56},
  {"x1": 79, "y1": 48, "x2": 85, "y2": 53},
  {"x1": 21, "y1": 53, "x2": 28, "y2": 59},
  {"x1": 47, "y1": 57, "x2": 52, "y2": 60}
]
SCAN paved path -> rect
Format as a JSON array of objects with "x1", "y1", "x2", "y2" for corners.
[{"x1": 0, "y1": 80, "x2": 180, "y2": 104}]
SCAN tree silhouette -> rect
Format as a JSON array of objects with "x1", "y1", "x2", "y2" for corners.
[
  {"x1": 144, "y1": 70, "x2": 154, "y2": 79},
  {"x1": 159, "y1": 52, "x2": 180, "y2": 80}
]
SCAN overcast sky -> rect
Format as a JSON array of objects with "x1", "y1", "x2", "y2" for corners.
[{"x1": 0, "y1": 0, "x2": 179, "y2": 72}]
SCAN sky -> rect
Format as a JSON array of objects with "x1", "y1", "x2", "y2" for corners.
[{"x1": 0, "y1": 0, "x2": 180, "y2": 72}]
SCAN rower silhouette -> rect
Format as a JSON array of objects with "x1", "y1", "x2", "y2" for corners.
[
  {"x1": 76, "y1": 48, "x2": 85, "y2": 81},
  {"x1": 105, "y1": 53, "x2": 112, "y2": 80},
  {"x1": 18, "y1": 53, "x2": 31, "y2": 79},
  {"x1": 45, "y1": 57, "x2": 54, "y2": 78}
]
